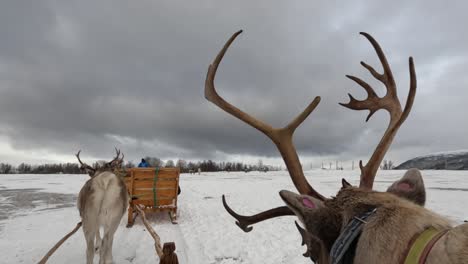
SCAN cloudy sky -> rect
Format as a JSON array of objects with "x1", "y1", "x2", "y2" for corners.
[{"x1": 0, "y1": 0, "x2": 467, "y2": 167}]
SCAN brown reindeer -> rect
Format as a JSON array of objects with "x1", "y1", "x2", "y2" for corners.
[
  {"x1": 204, "y1": 30, "x2": 459, "y2": 262},
  {"x1": 206, "y1": 30, "x2": 468, "y2": 263},
  {"x1": 281, "y1": 170, "x2": 427, "y2": 263},
  {"x1": 281, "y1": 177, "x2": 468, "y2": 263},
  {"x1": 76, "y1": 149, "x2": 129, "y2": 264}
]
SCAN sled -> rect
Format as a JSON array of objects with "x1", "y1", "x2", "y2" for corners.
[{"x1": 124, "y1": 167, "x2": 180, "y2": 226}]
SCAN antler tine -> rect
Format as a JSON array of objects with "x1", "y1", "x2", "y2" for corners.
[
  {"x1": 206, "y1": 30, "x2": 324, "y2": 200},
  {"x1": 340, "y1": 32, "x2": 417, "y2": 189},
  {"x1": 75, "y1": 150, "x2": 95, "y2": 172},
  {"x1": 222, "y1": 195, "x2": 294, "y2": 232},
  {"x1": 115, "y1": 152, "x2": 125, "y2": 168},
  {"x1": 107, "y1": 148, "x2": 123, "y2": 167},
  {"x1": 114, "y1": 147, "x2": 121, "y2": 159},
  {"x1": 295, "y1": 221, "x2": 321, "y2": 260}
]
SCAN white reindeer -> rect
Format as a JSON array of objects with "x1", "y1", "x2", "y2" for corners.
[{"x1": 76, "y1": 150, "x2": 129, "y2": 264}]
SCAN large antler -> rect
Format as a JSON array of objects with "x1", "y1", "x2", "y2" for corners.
[
  {"x1": 107, "y1": 148, "x2": 124, "y2": 168},
  {"x1": 222, "y1": 195, "x2": 294, "y2": 232},
  {"x1": 340, "y1": 32, "x2": 417, "y2": 189},
  {"x1": 206, "y1": 30, "x2": 324, "y2": 200},
  {"x1": 75, "y1": 150, "x2": 95, "y2": 173}
]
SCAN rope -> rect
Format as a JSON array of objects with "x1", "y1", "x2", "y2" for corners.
[
  {"x1": 37, "y1": 222, "x2": 82, "y2": 264},
  {"x1": 153, "y1": 167, "x2": 159, "y2": 206}
]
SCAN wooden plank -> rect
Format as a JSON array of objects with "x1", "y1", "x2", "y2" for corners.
[
  {"x1": 133, "y1": 186, "x2": 177, "y2": 193},
  {"x1": 132, "y1": 192, "x2": 175, "y2": 200},
  {"x1": 132, "y1": 199, "x2": 175, "y2": 206},
  {"x1": 134, "y1": 197, "x2": 175, "y2": 203},
  {"x1": 131, "y1": 189, "x2": 177, "y2": 197},
  {"x1": 130, "y1": 175, "x2": 178, "y2": 180},
  {"x1": 126, "y1": 168, "x2": 180, "y2": 174},
  {"x1": 130, "y1": 173, "x2": 179, "y2": 180},
  {"x1": 133, "y1": 180, "x2": 177, "y2": 189}
]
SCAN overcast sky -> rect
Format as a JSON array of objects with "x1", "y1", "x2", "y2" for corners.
[{"x1": 0, "y1": 0, "x2": 467, "y2": 167}]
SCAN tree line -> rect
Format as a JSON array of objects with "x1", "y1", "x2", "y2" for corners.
[
  {"x1": 0, "y1": 157, "x2": 280, "y2": 174},
  {"x1": 0, "y1": 162, "x2": 83, "y2": 174}
]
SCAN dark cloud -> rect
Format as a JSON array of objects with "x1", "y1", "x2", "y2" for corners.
[{"x1": 1, "y1": 0, "x2": 468, "y2": 165}]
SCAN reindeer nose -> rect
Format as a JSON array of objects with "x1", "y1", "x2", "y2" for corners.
[
  {"x1": 279, "y1": 190, "x2": 294, "y2": 199},
  {"x1": 279, "y1": 190, "x2": 299, "y2": 204}
]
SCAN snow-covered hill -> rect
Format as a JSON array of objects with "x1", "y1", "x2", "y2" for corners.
[
  {"x1": 396, "y1": 150, "x2": 468, "y2": 170},
  {"x1": 0, "y1": 170, "x2": 467, "y2": 263}
]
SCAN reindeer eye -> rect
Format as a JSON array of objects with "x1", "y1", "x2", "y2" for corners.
[{"x1": 302, "y1": 198, "x2": 316, "y2": 209}]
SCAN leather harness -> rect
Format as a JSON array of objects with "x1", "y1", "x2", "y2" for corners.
[
  {"x1": 402, "y1": 227, "x2": 448, "y2": 264},
  {"x1": 330, "y1": 208, "x2": 448, "y2": 264},
  {"x1": 330, "y1": 208, "x2": 377, "y2": 264}
]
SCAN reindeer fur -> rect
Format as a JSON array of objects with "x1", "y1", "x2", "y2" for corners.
[
  {"x1": 282, "y1": 170, "x2": 468, "y2": 263},
  {"x1": 78, "y1": 171, "x2": 129, "y2": 264}
]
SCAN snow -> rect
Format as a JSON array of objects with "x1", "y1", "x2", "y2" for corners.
[{"x1": 0, "y1": 170, "x2": 467, "y2": 264}]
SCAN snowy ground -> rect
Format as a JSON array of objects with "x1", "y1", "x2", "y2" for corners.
[{"x1": 0, "y1": 170, "x2": 467, "y2": 264}]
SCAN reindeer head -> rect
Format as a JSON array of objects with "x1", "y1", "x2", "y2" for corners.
[
  {"x1": 76, "y1": 148, "x2": 125, "y2": 177},
  {"x1": 280, "y1": 174, "x2": 426, "y2": 262},
  {"x1": 205, "y1": 30, "x2": 416, "y2": 261},
  {"x1": 279, "y1": 190, "x2": 342, "y2": 262}
]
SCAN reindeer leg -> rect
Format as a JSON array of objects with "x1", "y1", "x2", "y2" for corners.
[
  {"x1": 102, "y1": 224, "x2": 119, "y2": 264},
  {"x1": 84, "y1": 228, "x2": 96, "y2": 264},
  {"x1": 95, "y1": 230, "x2": 102, "y2": 253}
]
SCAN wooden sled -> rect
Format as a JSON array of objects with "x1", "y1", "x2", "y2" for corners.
[{"x1": 125, "y1": 167, "x2": 180, "y2": 227}]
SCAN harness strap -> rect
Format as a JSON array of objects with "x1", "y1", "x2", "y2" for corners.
[
  {"x1": 153, "y1": 167, "x2": 159, "y2": 206},
  {"x1": 330, "y1": 208, "x2": 377, "y2": 264},
  {"x1": 419, "y1": 229, "x2": 448, "y2": 263},
  {"x1": 403, "y1": 227, "x2": 448, "y2": 264}
]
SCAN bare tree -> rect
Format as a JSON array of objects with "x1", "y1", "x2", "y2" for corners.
[
  {"x1": 380, "y1": 160, "x2": 395, "y2": 170},
  {"x1": 165, "y1": 160, "x2": 175, "y2": 168}
]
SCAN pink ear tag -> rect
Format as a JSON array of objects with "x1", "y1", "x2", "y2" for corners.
[{"x1": 302, "y1": 198, "x2": 316, "y2": 209}]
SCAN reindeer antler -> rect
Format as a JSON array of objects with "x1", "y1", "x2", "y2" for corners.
[
  {"x1": 222, "y1": 195, "x2": 294, "y2": 232},
  {"x1": 107, "y1": 148, "x2": 124, "y2": 168},
  {"x1": 75, "y1": 150, "x2": 95, "y2": 172},
  {"x1": 206, "y1": 30, "x2": 324, "y2": 199},
  {"x1": 340, "y1": 32, "x2": 417, "y2": 189}
]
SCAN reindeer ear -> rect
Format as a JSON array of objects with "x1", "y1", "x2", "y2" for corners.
[
  {"x1": 387, "y1": 168, "x2": 426, "y2": 206},
  {"x1": 301, "y1": 196, "x2": 324, "y2": 209},
  {"x1": 279, "y1": 190, "x2": 324, "y2": 213},
  {"x1": 341, "y1": 178, "x2": 352, "y2": 188}
]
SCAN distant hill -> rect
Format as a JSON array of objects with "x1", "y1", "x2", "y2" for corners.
[{"x1": 395, "y1": 150, "x2": 468, "y2": 170}]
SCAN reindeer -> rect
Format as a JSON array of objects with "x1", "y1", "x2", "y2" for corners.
[
  {"x1": 205, "y1": 30, "x2": 467, "y2": 263},
  {"x1": 283, "y1": 181, "x2": 468, "y2": 264},
  {"x1": 76, "y1": 149, "x2": 129, "y2": 264}
]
